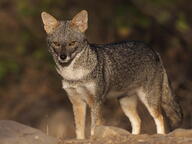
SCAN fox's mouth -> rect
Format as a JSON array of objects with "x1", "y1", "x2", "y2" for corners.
[
  {"x1": 57, "y1": 53, "x2": 78, "y2": 66},
  {"x1": 58, "y1": 56, "x2": 72, "y2": 66},
  {"x1": 58, "y1": 55, "x2": 70, "y2": 63}
]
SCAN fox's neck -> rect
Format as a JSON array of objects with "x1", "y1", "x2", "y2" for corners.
[
  {"x1": 73, "y1": 43, "x2": 98, "y2": 70},
  {"x1": 57, "y1": 43, "x2": 98, "y2": 81}
]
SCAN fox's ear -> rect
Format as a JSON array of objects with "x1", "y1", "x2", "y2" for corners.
[
  {"x1": 41, "y1": 12, "x2": 59, "y2": 34},
  {"x1": 70, "y1": 10, "x2": 88, "y2": 32}
]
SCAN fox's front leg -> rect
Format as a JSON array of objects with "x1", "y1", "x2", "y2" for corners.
[
  {"x1": 66, "y1": 88, "x2": 87, "y2": 139},
  {"x1": 90, "y1": 101, "x2": 103, "y2": 136},
  {"x1": 72, "y1": 99, "x2": 86, "y2": 139}
]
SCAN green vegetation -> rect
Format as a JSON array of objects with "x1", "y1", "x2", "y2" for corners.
[{"x1": 0, "y1": 0, "x2": 191, "y2": 81}]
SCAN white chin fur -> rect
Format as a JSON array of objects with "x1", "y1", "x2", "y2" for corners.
[{"x1": 58, "y1": 56, "x2": 70, "y2": 63}]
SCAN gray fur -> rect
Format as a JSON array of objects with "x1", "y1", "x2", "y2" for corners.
[{"x1": 43, "y1": 11, "x2": 183, "y2": 138}]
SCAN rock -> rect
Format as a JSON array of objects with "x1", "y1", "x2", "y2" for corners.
[
  {"x1": 168, "y1": 128, "x2": 192, "y2": 138},
  {"x1": 0, "y1": 120, "x2": 59, "y2": 144},
  {"x1": 93, "y1": 125, "x2": 130, "y2": 138}
]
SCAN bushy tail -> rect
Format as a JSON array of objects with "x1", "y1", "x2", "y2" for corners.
[{"x1": 161, "y1": 71, "x2": 183, "y2": 129}]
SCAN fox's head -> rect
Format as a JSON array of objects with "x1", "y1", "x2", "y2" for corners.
[{"x1": 41, "y1": 10, "x2": 88, "y2": 66}]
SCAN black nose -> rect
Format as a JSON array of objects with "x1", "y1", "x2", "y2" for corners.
[{"x1": 60, "y1": 54, "x2": 67, "y2": 60}]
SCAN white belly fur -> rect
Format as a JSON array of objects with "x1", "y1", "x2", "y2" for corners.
[{"x1": 107, "y1": 90, "x2": 126, "y2": 99}]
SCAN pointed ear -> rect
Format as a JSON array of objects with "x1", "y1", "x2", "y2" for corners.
[
  {"x1": 41, "y1": 12, "x2": 60, "y2": 34},
  {"x1": 70, "y1": 10, "x2": 88, "y2": 32}
]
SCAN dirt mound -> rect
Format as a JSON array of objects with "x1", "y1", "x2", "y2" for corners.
[
  {"x1": 0, "y1": 120, "x2": 191, "y2": 144},
  {"x1": 61, "y1": 126, "x2": 192, "y2": 144}
]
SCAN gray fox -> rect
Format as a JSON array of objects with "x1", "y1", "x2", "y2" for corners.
[{"x1": 41, "y1": 10, "x2": 183, "y2": 139}]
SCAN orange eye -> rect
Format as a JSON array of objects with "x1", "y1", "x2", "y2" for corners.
[
  {"x1": 68, "y1": 41, "x2": 76, "y2": 46},
  {"x1": 52, "y1": 42, "x2": 60, "y2": 47}
]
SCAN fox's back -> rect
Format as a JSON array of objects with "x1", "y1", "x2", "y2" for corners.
[{"x1": 92, "y1": 41, "x2": 163, "y2": 94}]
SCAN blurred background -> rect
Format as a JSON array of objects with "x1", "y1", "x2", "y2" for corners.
[{"x1": 0, "y1": 0, "x2": 191, "y2": 139}]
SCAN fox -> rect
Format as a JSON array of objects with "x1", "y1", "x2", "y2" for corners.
[{"x1": 41, "y1": 10, "x2": 183, "y2": 139}]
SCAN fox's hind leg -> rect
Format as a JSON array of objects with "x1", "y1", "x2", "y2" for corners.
[
  {"x1": 137, "y1": 89, "x2": 165, "y2": 134},
  {"x1": 119, "y1": 95, "x2": 141, "y2": 134}
]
